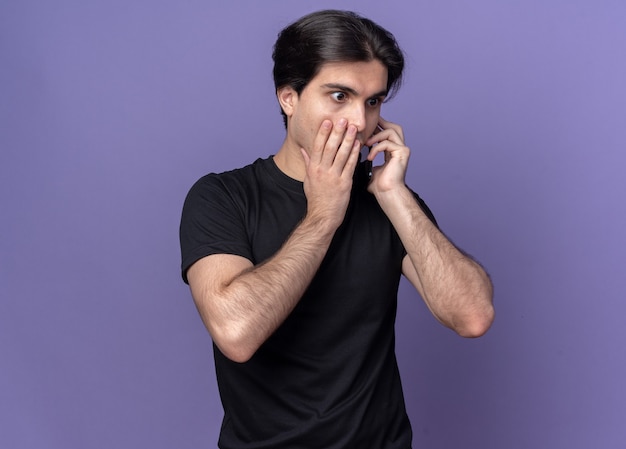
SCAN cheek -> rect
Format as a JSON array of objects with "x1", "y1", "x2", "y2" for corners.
[
  {"x1": 292, "y1": 97, "x2": 346, "y2": 148},
  {"x1": 296, "y1": 101, "x2": 321, "y2": 128},
  {"x1": 291, "y1": 111, "x2": 322, "y2": 151}
]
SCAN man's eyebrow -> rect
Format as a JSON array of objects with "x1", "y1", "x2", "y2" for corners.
[{"x1": 321, "y1": 83, "x2": 388, "y2": 98}]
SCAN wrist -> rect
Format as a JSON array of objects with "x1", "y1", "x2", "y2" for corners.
[{"x1": 372, "y1": 183, "x2": 412, "y2": 206}]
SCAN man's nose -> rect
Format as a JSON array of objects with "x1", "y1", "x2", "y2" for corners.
[{"x1": 347, "y1": 104, "x2": 366, "y2": 134}]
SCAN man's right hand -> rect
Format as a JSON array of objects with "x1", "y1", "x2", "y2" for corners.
[{"x1": 300, "y1": 118, "x2": 362, "y2": 230}]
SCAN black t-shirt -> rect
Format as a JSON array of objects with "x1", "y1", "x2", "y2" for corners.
[{"x1": 180, "y1": 156, "x2": 436, "y2": 449}]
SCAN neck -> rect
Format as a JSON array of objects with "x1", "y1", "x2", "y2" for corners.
[{"x1": 273, "y1": 139, "x2": 306, "y2": 182}]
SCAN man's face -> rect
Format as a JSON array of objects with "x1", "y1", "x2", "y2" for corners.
[{"x1": 281, "y1": 60, "x2": 389, "y2": 155}]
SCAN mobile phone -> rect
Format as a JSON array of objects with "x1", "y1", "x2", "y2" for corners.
[
  {"x1": 365, "y1": 146, "x2": 373, "y2": 180},
  {"x1": 358, "y1": 145, "x2": 373, "y2": 184}
]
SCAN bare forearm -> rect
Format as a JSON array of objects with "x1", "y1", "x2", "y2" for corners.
[
  {"x1": 206, "y1": 215, "x2": 336, "y2": 361},
  {"x1": 376, "y1": 186, "x2": 494, "y2": 336}
]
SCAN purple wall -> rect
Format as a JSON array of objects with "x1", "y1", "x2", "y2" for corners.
[{"x1": 2, "y1": 1, "x2": 625, "y2": 448}]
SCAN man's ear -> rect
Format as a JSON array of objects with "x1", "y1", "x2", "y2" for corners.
[{"x1": 277, "y1": 86, "x2": 297, "y2": 117}]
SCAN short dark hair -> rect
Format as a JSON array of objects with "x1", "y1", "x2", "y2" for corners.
[{"x1": 272, "y1": 10, "x2": 405, "y2": 127}]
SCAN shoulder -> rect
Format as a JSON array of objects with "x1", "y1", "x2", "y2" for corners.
[
  {"x1": 184, "y1": 157, "x2": 270, "y2": 205},
  {"x1": 189, "y1": 157, "x2": 268, "y2": 192}
]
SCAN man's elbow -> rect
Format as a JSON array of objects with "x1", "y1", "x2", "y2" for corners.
[
  {"x1": 219, "y1": 346, "x2": 255, "y2": 364},
  {"x1": 455, "y1": 304, "x2": 495, "y2": 338},
  {"x1": 211, "y1": 326, "x2": 259, "y2": 364},
  {"x1": 196, "y1": 306, "x2": 259, "y2": 363}
]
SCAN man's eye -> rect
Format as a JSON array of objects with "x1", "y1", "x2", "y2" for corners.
[
  {"x1": 331, "y1": 92, "x2": 347, "y2": 102},
  {"x1": 367, "y1": 98, "x2": 380, "y2": 107}
]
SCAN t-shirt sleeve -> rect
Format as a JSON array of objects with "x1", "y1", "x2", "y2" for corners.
[{"x1": 179, "y1": 175, "x2": 252, "y2": 284}]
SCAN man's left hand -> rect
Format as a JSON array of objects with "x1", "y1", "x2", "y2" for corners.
[{"x1": 364, "y1": 117, "x2": 411, "y2": 196}]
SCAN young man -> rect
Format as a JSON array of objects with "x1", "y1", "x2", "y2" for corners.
[{"x1": 180, "y1": 9, "x2": 494, "y2": 448}]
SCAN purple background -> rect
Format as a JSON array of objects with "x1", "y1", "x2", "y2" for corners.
[{"x1": 2, "y1": 1, "x2": 625, "y2": 448}]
